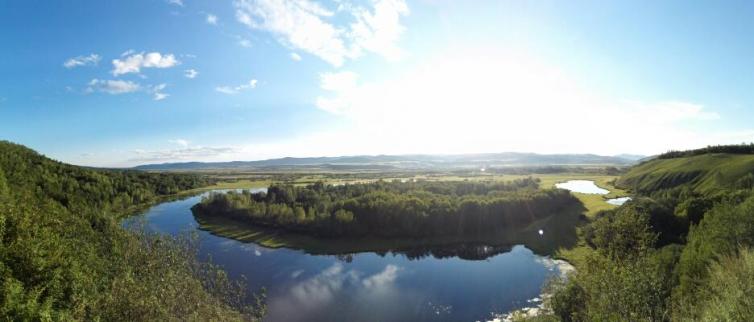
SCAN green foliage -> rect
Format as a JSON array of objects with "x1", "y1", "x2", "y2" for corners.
[
  {"x1": 544, "y1": 147, "x2": 754, "y2": 322},
  {"x1": 616, "y1": 152, "x2": 754, "y2": 194},
  {"x1": 657, "y1": 143, "x2": 754, "y2": 159},
  {"x1": 548, "y1": 205, "x2": 681, "y2": 321},
  {"x1": 192, "y1": 178, "x2": 581, "y2": 238},
  {"x1": 673, "y1": 196, "x2": 754, "y2": 318},
  {"x1": 694, "y1": 247, "x2": 754, "y2": 321},
  {"x1": 0, "y1": 141, "x2": 261, "y2": 320},
  {"x1": 580, "y1": 204, "x2": 658, "y2": 261}
]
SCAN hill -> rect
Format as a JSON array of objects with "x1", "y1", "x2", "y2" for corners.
[
  {"x1": 0, "y1": 141, "x2": 261, "y2": 320},
  {"x1": 616, "y1": 153, "x2": 754, "y2": 194},
  {"x1": 134, "y1": 152, "x2": 637, "y2": 171}
]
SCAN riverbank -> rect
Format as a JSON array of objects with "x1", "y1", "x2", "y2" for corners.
[{"x1": 193, "y1": 199, "x2": 584, "y2": 257}]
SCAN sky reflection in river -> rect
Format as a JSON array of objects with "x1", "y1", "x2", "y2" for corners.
[{"x1": 132, "y1": 192, "x2": 568, "y2": 322}]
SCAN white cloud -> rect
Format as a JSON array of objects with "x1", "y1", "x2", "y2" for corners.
[
  {"x1": 206, "y1": 13, "x2": 218, "y2": 25},
  {"x1": 150, "y1": 83, "x2": 169, "y2": 101},
  {"x1": 290, "y1": 52, "x2": 302, "y2": 61},
  {"x1": 348, "y1": 0, "x2": 410, "y2": 60},
  {"x1": 319, "y1": 71, "x2": 358, "y2": 91},
  {"x1": 130, "y1": 145, "x2": 239, "y2": 163},
  {"x1": 316, "y1": 71, "x2": 359, "y2": 114},
  {"x1": 167, "y1": 0, "x2": 183, "y2": 6},
  {"x1": 86, "y1": 79, "x2": 168, "y2": 100},
  {"x1": 87, "y1": 79, "x2": 140, "y2": 94},
  {"x1": 630, "y1": 101, "x2": 720, "y2": 124},
  {"x1": 112, "y1": 52, "x2": 180, "y2": 76},
  {"x1": 216, "y1": 79, "x2": 258, "y2": 94},
  {"x1": 168, "y1": 139, "x2": 190, "y2": 147},
  {"x1": 233, "y1": 0, "x2": 409, "y2": 67},
  {"x1": 63, "y1": 54, "x2": 101, "y2": 68},
  {"x1": 299, "y1": 48, "x2": 741, "y2": 157},
  {"x1": 238, "y1": 38, "x2": 253, "y2": 47},
  {"x1": 184, "y1": 69, "x2": 199, "y2": 79}
]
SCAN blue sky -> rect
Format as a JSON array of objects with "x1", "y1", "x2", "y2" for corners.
[{"x1": 2, "y1": 0, "x2": 754, "y2": 167}]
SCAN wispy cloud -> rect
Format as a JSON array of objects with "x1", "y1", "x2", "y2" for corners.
[
  {"x1": 112, "y1": 51, "x2": 180, "y2": 76},
  {"x1": 167, "y1": 0, "x2": 183, "y2": 6},
  {"x1": 64, "y1": 54, "x2": 101, "y2": 69},
  {"x1": 206, "y1": 13, "x2": 218, "y2": 25},
  {"x1": 85, "y1": 79, "x2": 168, "y2": 100},
  {"x1": 316, "y1": 71, "x2": 358, "y2": 114},
  {"x1": 168, "y1": 139, "x2": 190, "y2": 147},
  {"x1": 130, "y1": 145, "x2": 239, "y2": 162},
  {"x1": 216, "y1": 79, "x2": 258, "y2": 94},
  {"x1": 87, "y1": 79, "x2": 140, "y2": 94},
  {"x1": 150, "y1": 83, "x2": 169, "y2": 101},
  {"x1": 184, "y1": 68, "x2": 199, "y2": 79},
  {"x1": 206, "y1": 13, "x2": 217, "y2": 25},
  {"x1": 238, "y1": 38, "x2": 252, "y2": 48},
  {"x1": 233, "y1": 0, "x2": 409, "y2": 67},
  {"x1": 290, "y1": 52, "x2": 302, "y2": 61}
]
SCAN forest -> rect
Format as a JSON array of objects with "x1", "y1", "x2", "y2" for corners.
[
  {"x1": 191, "y1": 178, "x2": 580, "y2": 238},
  {"x1": 0, "y1": 141, "x2": 263, "y2": 321},
  {"x1": 657, "y1": 143, "x2": 754, "y2": 159},
  {"x1": 516, "y1": 148, "x2": 754, "y2": 321}
]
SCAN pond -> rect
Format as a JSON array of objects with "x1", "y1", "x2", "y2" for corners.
[
  {"x1": 606, "y1": 197, "x2": 632, "y2": 206},
  {"x1": 128, "y1": 191, "x2": 577, "y2": 322},
  {"x1": 555, "y1": 180, "x2": 632, "y2": 207},
  {"x1": 554, "y1": 180, "x2": 610, "y2": 194}
]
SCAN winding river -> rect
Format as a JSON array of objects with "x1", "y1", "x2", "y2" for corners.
[{"x1": 127, "y1": 190, "x2": 578, "y2": 322}]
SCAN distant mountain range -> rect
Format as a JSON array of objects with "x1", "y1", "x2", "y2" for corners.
[{"x1": 133, "y1": 152, "x2": 643, "y2": 171}]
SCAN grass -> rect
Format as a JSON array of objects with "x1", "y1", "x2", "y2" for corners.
[
  {"x1": 537, "y1": 173, "x2": 629, "y2": 217},
  {"x1": 617, "y1": 153, "x2": 754, "y2": 193}
]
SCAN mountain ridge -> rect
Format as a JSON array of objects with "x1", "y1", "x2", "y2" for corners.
[{"x1": 133, "y1": 152, "x2": 641, "y2": 171}]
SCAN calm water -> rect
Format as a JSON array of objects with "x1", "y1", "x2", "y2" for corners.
[
  {"x1": 555, "y1": 180, "x2": 610, "y2": 194},
  {"x1": 130, "y1": 191, "x2": 570, "y2": 322},
  {"x1": 606, "y1": 196, "x2": 632, "y2": 206}
]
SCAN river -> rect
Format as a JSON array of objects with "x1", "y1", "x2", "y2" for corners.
[{"x1": 127, "y1": 190, "x2": 576, "y2": 322}]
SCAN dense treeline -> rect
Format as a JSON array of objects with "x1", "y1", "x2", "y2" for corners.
[
  {"x1": 0, "y1": 141, "x2": 212, "y2": 212},
  {"x1": 192, "y1": 178, "x2": 580, "y2": 238},
  {"x1": 520, "y1": 148, "x2": 754, "y2": 321},
  {"x1": 0, "y1": 141, "x2": 263, "y2": 320},
  {"x1": 657, "y1": 143, "x2": 754, "y2": 159}
]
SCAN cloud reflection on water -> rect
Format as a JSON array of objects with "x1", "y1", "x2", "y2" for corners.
[{"x1": 266, "y1": 263, "x2": 403, "y2": 322}]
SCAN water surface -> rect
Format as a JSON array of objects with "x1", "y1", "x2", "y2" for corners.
[
  {"x1": 130, "y1": 191, "x2": 572, "y2": 322},
  {"x1": 606, "y1": 197, "x2": 632, "y2": 206},
  {"x1": 555, "y1": 180, "x2": 610, "y2": 194}
]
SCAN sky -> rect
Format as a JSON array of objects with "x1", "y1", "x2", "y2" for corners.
[{"x1": 2, "y1": 0, "x2": 754, "y2": 167}]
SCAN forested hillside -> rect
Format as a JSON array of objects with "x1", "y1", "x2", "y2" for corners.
[
  {"x1": 525, "y1": 145, "x2": 754, "y2": 321},
  {"x1": 192, "y1": 178, "x2": 580, "y2": 238},
  {"x1": 0, "y1": 141, "x2": 263, "y2": 321}
]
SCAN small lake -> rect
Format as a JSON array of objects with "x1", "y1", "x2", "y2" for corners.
[
  {"x1": 128, "y1": 191, "x2": 575, "y2": 322},
  {"x1": 606, "y1": 197, "x2": 632, "y2": 206},
  {"x1": 555, "y1": 180, "x2": 610, "y2": 194}
]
